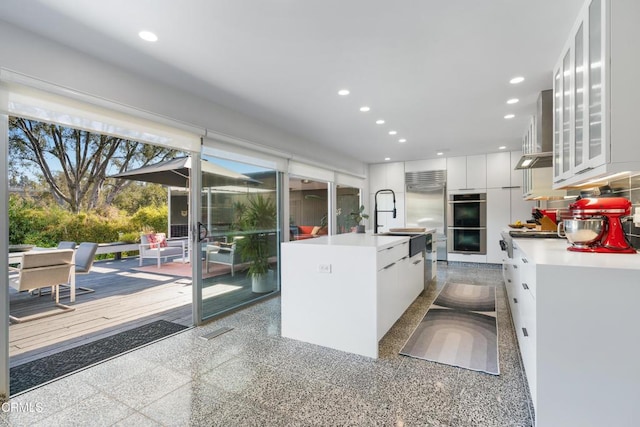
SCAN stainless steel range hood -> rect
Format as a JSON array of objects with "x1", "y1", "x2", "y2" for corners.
[
  {"x1": 514, "y1": 151, "x2": 553, "y2": 169},
  {"x1": 515, "y1": 90, "x2": 552, "y2": 169}
]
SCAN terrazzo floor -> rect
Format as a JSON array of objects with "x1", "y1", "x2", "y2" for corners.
[{"x1": 1, "y1": 262, "x2": 534, "y2": 427}]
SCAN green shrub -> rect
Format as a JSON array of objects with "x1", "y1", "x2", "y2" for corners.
[
  {"x1": 118, "y1": 232, "x2": 141, "y2": 243},
  {"x1": 8, "y1": 194, "x2": 169, "y2": 248},
  {"x1": 131, "y1": 205, "x2": 168, "y2": 234}
]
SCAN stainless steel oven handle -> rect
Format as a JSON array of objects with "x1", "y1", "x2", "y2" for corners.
[
  {"x1": 447, "y1": 200, "x2": 487, "y2": 204},
  {"x1": 448, "y1": 227, "x2": 486, "y2": 230}
]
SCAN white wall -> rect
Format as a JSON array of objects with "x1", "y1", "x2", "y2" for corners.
[{"x1": 0, "y1": 21, "x2": 366, "y2": 177}]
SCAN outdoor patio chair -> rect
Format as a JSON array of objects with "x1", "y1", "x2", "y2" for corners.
[
  {"x1": 206, "y1": 242, "x2": 242, "y2": 275},
  {"x1": 47, "y1": 242, "x2": 98, "y2": 298},
  {"x1": 57, "y1": 241, "x2": 77, "y2": 250},
  {"x1": 139, "y1": 233, "x2": 186, "y2": 268},
  {"x1": 9, "y1": 249, "x2": 75, "y2": 323},
  {"x1": 67, "y1": 242, "x2": 99, "y2": 296}
]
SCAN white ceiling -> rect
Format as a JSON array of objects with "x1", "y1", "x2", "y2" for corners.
[{"x1": 0, "y1": 0, "x2": 585, "y2": 164}]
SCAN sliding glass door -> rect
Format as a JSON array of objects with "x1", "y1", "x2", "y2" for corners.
[{"x1": 197, "y1": 153, "x2": 281, "y2": 321}]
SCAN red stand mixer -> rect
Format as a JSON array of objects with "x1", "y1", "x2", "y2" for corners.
[{"x1": 559, "y1": 197, "x2": 636, "y2": 253}]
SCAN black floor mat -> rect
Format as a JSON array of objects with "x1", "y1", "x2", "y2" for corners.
[{"x1": 10, "y1": 320, "x2": 188, "y2": 395}]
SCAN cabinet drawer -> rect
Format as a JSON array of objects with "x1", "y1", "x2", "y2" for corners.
[{"x1": 377, "y1": 241, "x2": 409, "y2": 270}]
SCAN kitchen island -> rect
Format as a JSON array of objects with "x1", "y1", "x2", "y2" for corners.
[
  {"x1": 502, "y1": 234, "x2": 640, "y2": 427},
  {"x1": 281, "y1": 232, "x2": 425, "y2": 358}
]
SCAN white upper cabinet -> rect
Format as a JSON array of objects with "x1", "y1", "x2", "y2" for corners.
[
  {"x1": 368, "y1": 162, "x2": 405, "y2": 194},
  {"x1": 447, "y1": 155, "x2": 486, "y2": 190},
  {"x1": 385, "y1": 162, "x2": 405, "y2": 193},
  {"x1": 510, "y1": 151, "x2": 523, "y2": 189},
  {"x1": 404, "y1": 158, "x2": 446, "y2": 173},
  {"x1": 467, "y1": 155, "x2": 487, "y2": 188},
  {"x1": 446, "y1": 156, "x2": 467, "y2": 190},
  {"x1": 553, "y1": 0, "x2": 640, "y2": 187},
  {"x1": 486, "y1": 152, "x2": 512, "y2": 188}
]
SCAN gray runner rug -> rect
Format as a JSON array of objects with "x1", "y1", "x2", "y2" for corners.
[{"x1": 400, "y1": 282, "x2": 499, "y2": 375}]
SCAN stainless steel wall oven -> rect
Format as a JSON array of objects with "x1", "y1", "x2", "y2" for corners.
[{"x1": 447, "y1": 193, "x2": 487, "y2": 254}]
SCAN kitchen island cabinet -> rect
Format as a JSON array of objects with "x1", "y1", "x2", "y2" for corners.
[
  {"x1": 281, "y1": 233, "x2": 424, "y2": 358},
  {"x1": 503, "y1": 235, "x2": 640, "y2": 427}
]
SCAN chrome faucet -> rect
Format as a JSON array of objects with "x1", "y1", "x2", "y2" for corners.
[{"x1": 374, "y1": 189, "x2": 397, "y2": 233}]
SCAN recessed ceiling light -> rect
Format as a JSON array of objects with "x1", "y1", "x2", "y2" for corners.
[
  {"x1": 509, "y1": 76, "x2": 525, "y2": 84},
  {"x1": 388, "y1": 130, "x2": 397, "y2": 135},
  {"x1": 499, "y1": 146, "x2": 507, "y2": 150},
  {"x1": 139, "y1": 30, "x2": 158, "y2": 42},
  {"x1": 507, "y1": 98, "x2": 519, "y2": 104},
  {"x1": 436, "y1": 152, "x2": 444, "y2": 156},
  {"x1": 504, "y1": 114, "x2": 515, "y2": 119},
  {"x1": 338, "y1": 89, "x2": 350, "y2": 96},
  {"x1": 376, "y1": 119, "x2": 385, "y2": 125},
  {"x1": 398, "y1": 138, "x2": 407, "y2": 143},
  {"x1": 360, "y1": 106, "x2": 370, "y2": 112},
  {"x1": 384, "y1": 157, "x2": 391, "y2": 161}
]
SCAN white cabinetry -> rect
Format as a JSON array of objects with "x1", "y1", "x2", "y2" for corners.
[
  {"x1": 405, "y1": 158, "x2": 446, "y2": 173},
  {"x1": 501, "y1": 237, "x2": 640, "y2": 426},
  {"x1": 446, "y1": 155, "x2": 486, "y2": 190},
  {"x1": 510, "y1": 151, "x2": 522, "y2": 189},
  {"x1": 506, "y1": 241, "x2": 537, "y2": 408},
  {"x1": 486, "y1": 152, "x2": 535, "y2": 264},
  {"x1": 486, "y1": 152, "x2": 511, "y2": 188},
  {"x1": 446, "y1": 156, "x2": 467, "y2": 190},
  {"x1": 369, "y1": 162, "x2": 404, "y2": 193},
  {"x1": 486, "y1": 189, "x2": 511, "y2": 264},
  {"x1": 369, "y1": 162, "x2": 405, "y2": 232},
  {"x1": 553, "y1": 0, "x2": 640, "y2": 188},
  {"x1": 282, "y1": 234, "x2": 422, "y2": 359},
  {"x1": 513, "y1": 248, "x2": 537, "y2": 409}
]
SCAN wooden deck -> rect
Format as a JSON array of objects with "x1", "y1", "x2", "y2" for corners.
[{"x1": 8, "y1": 257, "x2": 277, "y2": 367}]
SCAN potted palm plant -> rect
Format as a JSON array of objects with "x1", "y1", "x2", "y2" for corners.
[
  {"x1": 349, "y1": 205, "x2": 369, "y2": 233},
  {"x1": 236, "y1": 195, "x2": 277, "y2": 293}
]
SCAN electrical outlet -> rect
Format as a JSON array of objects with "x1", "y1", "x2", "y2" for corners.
[{"x1": 318, "y1": 264, "x2": 332, "y2": 273}]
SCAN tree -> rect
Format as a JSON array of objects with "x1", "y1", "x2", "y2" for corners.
[{"x1": 9, "y1": 117, "x2": 182, "y2": 213}]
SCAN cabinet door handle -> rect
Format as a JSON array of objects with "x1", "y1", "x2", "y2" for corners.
[
  {"x1": 575, "y1": 166, "x2": 595, "y2": 175},
  {"x1": 513, "y1": 298, "x2": 518, "y2": 303},
  {"x1": 412, "y1": 260, "x2": 422, "y2": 265},
  {"x1": 522, "y1": 258, "x2": 528, "y2": 263},
  {"x1": 513, "y1": 265, "x2": 518, "y2": 269},
  {"x1": 522, "y1": 283, "x2": 529, "y2": 290},
  {"x1": 522, "y1": 327, "x2": 529, "y2": 337},
  {"x1": 383, "y1": 262, "x2": 396, "y2": 270},
  {"x1": 507, "y1": 279, "x2": 511, "y2": 283}
]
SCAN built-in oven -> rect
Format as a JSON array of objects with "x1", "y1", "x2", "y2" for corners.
[{"x1": 447, "y1": 193, "x2": 487, "y2": 254}]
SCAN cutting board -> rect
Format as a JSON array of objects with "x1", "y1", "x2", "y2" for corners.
[{"x1": 538, "y1": 216, "x2": 557, "y2": 231}]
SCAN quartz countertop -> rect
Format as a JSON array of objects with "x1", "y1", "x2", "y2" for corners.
[
  {"x1": 284, "y1": 232, "x2": 408, "y2": 249},
  {"x1": 509, "y1": 235, "x2": 640, "y2": 270}
]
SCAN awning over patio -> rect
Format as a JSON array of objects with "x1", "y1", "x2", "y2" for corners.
[{"x1": 109, "y1": 156, "x2": 255, "y2": 188}]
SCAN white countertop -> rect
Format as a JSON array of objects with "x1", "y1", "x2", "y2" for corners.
[
  {"x1": 284, "y1": 232, "x2": 409, "y2": 249},
  {"x1": 510, "y1": 236, "x2": 640, "y2": 270}
]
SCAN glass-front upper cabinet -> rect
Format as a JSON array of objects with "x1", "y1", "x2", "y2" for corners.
[
  {"x1": 552, "y1": 0, "x2": 640, "y2": 188},
  {"x1": 553, "y1": 68, "x2": 562, "y2": 181},
  {"x1": 587, "y1": 0, "x2": 603, "y2": 165},
  {"x1": 562, "y1": 50, "x2": 572, "y2": 177},
  {"x1": 553, "y1": 47, "x2": 573, "y2": 183},
  {"x1": 574, "y1": 23, "x2": 585, "y2": 170},
  {"x1": 553, "y1": 0, "x2": 610, "y2": 185}
]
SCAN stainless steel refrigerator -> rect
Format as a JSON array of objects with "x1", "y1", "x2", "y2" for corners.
[{"x1": 405, "y1": 171, "x2": 447, "y2": 261}]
